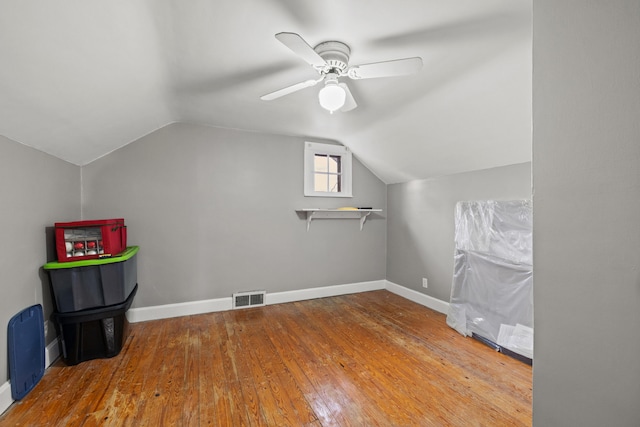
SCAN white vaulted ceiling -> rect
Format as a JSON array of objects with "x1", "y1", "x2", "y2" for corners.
[{"x1": 0, "y1": 0, "x2": 531, "y2": 184}]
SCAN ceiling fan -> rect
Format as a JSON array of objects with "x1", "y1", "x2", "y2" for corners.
[{"x1": 260, "y1": 32, "x2": 423, "y2": 113}]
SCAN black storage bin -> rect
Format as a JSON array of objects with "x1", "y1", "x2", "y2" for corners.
[
  {"x1": 53, "y1": 285, "x2": 137, "y2": 365},
  {"x1": 44, "y1": 246, "x2": 138, "y2": 313}
]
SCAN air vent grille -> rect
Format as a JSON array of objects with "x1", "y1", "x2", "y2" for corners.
[
  {"x1": 250, "y1": 293, "x2": 264, "y2": 306},
  {"x1": 233, "y1": 291, "x2": 266, "y2": 309}
]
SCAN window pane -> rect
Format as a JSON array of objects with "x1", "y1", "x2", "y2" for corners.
[
  {"x1": 328, "y1": 174, "x2": 341, "y2": 192},
  {"x1": 328, "y1": 155, "x2": 341, "y2": 173},
  {"x1": 314, "y1": 173, "x2": 328, "y2": 192},
  {"x1": 314, "y1": 154, "x2": 328, "y2": 172}
]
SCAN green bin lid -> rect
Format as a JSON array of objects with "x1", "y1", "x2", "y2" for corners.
[{"x1": 43, "y1": 246, "x2": 139, "y2": 270}]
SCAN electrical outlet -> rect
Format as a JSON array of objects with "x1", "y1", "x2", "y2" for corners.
[
  {"x1": 43, "y1": 321, "x2": 48, "y2": 337},
  {"x1": 422, "y1": 278, "x2": 428, "y2": 288}
]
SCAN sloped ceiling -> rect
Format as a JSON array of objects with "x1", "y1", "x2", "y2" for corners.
[{"x1": 0, "y1": 0, "x2": 531, "y2": 184}]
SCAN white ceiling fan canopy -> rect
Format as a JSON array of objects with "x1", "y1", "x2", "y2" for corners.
[{"x1": 314, "y1": 41, "x2": 351, "y2": 74}]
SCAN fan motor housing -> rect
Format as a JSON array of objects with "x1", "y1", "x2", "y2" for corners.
[{"x1": 314, "y1": 41, "x2": 350, "y2": 73}]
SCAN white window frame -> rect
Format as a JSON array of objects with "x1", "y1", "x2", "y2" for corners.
[{"x1": 304, "y1": 142, "x2": 353, "y2": 198}]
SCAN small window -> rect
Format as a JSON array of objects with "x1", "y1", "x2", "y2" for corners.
[{"x1": 304, "y1": 142, "x2": 352, "y2": 197}]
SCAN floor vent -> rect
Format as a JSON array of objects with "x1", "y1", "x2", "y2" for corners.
[{"x1": 232, "y1": 291, "x2": 266, "y2": 309}]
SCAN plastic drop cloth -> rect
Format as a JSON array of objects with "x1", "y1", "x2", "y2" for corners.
[{"x1": 446, "y1": 200, "x2": 533, "y2": 358}]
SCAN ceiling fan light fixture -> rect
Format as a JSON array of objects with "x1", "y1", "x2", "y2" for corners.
[
  {"x1": 262, "y1": 32, "x2": 422, "y2": 113},
  {"x1": 318, "y1": 81, "x2": 346, "y2": 113}
]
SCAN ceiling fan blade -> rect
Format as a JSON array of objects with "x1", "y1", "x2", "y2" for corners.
[
  {"x1": 275, "y1": 32, "x2": 327, "y2": 69},
  {"x1": 260, "y1": 78, "x2": 322, "y2": 101},
  {"x1": 339, "y1": 83, "x2": 357, "y2": 112},
  {"x1": 347, "y1": 57, "x2": 423, "y2": 80},
  {"x1": 274, "y1": 1, "x2": 318, "y2": 27}
]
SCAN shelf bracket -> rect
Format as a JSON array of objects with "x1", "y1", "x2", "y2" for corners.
[
  {"x1": 306, "y1": 211, "x2": 316, "y2": 232},
  {"x1": 359, "y1": 211, "x2": 372, "y2": 231}
]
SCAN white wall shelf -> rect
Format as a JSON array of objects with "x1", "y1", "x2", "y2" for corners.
[{"x1": 296, "y1": 209, "x2": 382, "y2": 231}]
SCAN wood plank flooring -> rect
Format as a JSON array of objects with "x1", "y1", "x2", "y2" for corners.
[{"x1": 0, "y1": 290, "x2": 532, "y2": 426}]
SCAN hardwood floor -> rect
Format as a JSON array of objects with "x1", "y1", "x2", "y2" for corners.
[{"x1": 0, "y1": 290, "x2": 532, "y2": 426}]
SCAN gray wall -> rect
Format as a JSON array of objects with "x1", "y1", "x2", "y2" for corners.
[
  {"x1": 0, "y1": 135, "x2": 80, "y2": 384},
  {"x1": 387, "y1": 163, "x2": 531, "y2": 302},
  {"x1": 533, "y1": 1, "x2": 640, "y2": 426},
  {"x1": 81, "y1": 123, "x2": 387, "y2": 307}
]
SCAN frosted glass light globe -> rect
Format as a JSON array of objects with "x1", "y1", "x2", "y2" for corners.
[{"x1": 318, "y1": 83, "x2": 346, "y2": 113}]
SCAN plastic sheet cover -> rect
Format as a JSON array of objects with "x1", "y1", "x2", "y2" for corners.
[{"x1": 446, "y1": 200, "x2": 533, "y2": 358}]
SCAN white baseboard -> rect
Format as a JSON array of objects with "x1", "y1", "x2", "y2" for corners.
[
  {"x1": 384, "y1": 280, "x2": 450, "y2": 314},
  {"x1": 127, "y1": 280, "x2": 387, "y2": 323},
  {"x1": 0, "y1": 381, "x2": 12, "y2": 418},
  {"x1": 266, "y1": 280, "x2": 386, "y2": 305},
  {"x1": 0, "y1": 337, "x2": 60, "y2": 415},
  {"x1": 45, "y1": 337, "x2": 60, "y2": 368},
  {"x1": 126, "y1": 297, "x2": 232, "y2": 323}
]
